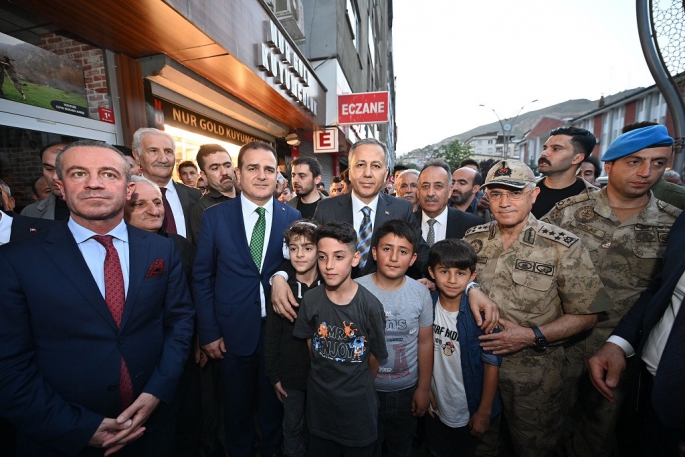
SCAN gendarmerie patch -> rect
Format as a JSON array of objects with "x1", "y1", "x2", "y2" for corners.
[
  {"x1": 522, "y1": 227, "x2": 536, "y2": 245},
  {"x1": 635, "y1": 230, "x2": 656, "y2": 243},
  {"x1": 515, "y1": 258, "x2": 555, "y2": 276},
  {"x1": 470, "y1": 239, "x2": 483, "y2": 254},
  {"x1": 574, "y1": 206, "x2": 596, "y2": 223}
]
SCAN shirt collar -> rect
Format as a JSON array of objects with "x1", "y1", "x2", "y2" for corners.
[
  {"x1": 422, "y1": 206, "x2": 448, "y2": 226},
  {"x1": 163, "y1": 181, "x2": 177, "y2": 195},
  {"x1": 68, "y1": 217, "x2": 129, "y2": 244},
  {"x1": 351, "y1": 191, "x2": 380, "y2": 216},
  {"x1": 241, "y1": 193, "x2": 273, "y2": 215}
]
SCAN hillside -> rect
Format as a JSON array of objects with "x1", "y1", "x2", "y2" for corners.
[{"x1": 398, "y1": 88, "x2": 644, "y2": 158}]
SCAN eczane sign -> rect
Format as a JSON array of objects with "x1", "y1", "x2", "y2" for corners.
[{"x1": 338, "y1": 92, "x2": 389, "y2": 125}]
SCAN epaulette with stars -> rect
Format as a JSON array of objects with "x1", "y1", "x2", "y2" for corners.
[
  {"x1": 535, "y1": 222, "x2": 579, "y2": 248},
  {"x1": 465, "y1": 221, "x2": 495, "y2": 236}
]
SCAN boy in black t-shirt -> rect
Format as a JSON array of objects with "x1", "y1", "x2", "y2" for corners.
[
  {"x1": 293, "y1": 221, "x2": 388, "y2": 456},
  {"x1": 265, "y1": 220, "x2": 320, "y2": 457}
]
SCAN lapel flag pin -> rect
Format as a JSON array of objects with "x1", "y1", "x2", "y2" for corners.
[
  {"x1": 385, "y1": 211, "x2": 390, "y2": 215},
  {"x1": 281, "y1": 207, "x2": 286, "y2": 211}
]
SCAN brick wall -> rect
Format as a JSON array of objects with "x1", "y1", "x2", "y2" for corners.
[{"x1": 37, "y1": 33, "x2": 110, "y2": 119}]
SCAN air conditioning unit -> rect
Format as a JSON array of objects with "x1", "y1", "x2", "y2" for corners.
[{"x1": 274, "y1": 0, "x2": 305, "y2": 42}]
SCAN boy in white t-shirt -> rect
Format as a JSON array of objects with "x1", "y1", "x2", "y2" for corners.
[{"x1": 427, "y1": 239, "x2": 501, "y2": 457}]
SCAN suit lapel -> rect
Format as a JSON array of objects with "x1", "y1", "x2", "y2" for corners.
[
  {"x1": 338, "y1": 194, "x2": 354, "y2": 225},
  {"x1": 173, "y1": 181, "x2": 190, "y2": 211},
  {"x1": 44, "y1": 223, "x2": 119, "y2": 331},
  {"x1": 265, "y1": 199, "x2": 287, "y2": 269},
  {"x1": 374, "y1": 193, "x2": 392, "y2": 228},
  {"x1": 224, "y1": 199, "x2": 259, "y2": 272},
  {"x1": 445, "y1": 208, "x2": 458, "y2": 239},
  {"x1": 120, "y1": 226, "x2": 149, "y2": 330}
]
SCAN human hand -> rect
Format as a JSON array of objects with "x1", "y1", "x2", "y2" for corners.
[
  {"x1": 202, "y1": 337, "x2": 226, "y2": 360},
  {"x1": 101, "y1": 393, "x2": 161, "y2": 455},
  {"x1": 273, "y1": 382, "x2": 287, "y2": 403},
  {"x1": 477, "y1": 193, "x2": 490, "y2": 210},
  {"x1": 427, "y1": 389, "x2": 437, "y2": 418},
  {"x1": 88, "y1": 417, "x2": 135, "y2": 450},
  {"x1": 479, "y1": 318, "x2": 532, "y2": 354},
  {"x1": 194, "y1": 339, "x2": 208, "y2": 368},
  {"x1": 417, "y1": 278, "x2": 435, "y2": 291},
  {"x1": 468, "y1": 410, "x2": 491, "y2": 436},
  {"x1": 468, "y1": 289, "x2": 500, "y2": 333},
  {"x1": 271, "y1": 275, "x2": 298, "y2": 322},
  {"x1": 411, "y1": 387, "x2": 431, "y2": 417},
  {"x1": 588, "y1": 342, "x2": 626, "y2": 403}
]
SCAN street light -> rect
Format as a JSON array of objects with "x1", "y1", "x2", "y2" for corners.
[{"x1": 479, "y1": 99, "x2": 538, "y2": 160}]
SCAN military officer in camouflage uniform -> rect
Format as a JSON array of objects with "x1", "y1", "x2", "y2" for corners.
[
  {"x1": 541, "y1": 124, "x2": 682, "y2": 457},
  {"x1": 465, "y1": 160, "x2": 612, "y2": 457}
]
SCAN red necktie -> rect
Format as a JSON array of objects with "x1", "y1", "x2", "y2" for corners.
[
  {"x1": 160, "y1": 187, "x2": 178, "y2": 234},
  {"x1": 92, "y1": 235, "x2": 133, "y2": 410}
]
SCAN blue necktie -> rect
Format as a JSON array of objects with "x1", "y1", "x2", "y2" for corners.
[{"x1": 357, "y1": 206, "x2": 372, "y2": 268}]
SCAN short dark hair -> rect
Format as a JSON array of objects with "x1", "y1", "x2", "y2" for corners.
[
  {"x1": 237, "y1": 141, "x2": 277, "y2": 169},
  {"x1": 372, "y1": 219, "x2": 419, "y2": 254},
  {"x1": 393, "y1": 165, "x2": 409, "y2": 175},
  {"x1": 113, "y1": 145, "x2": 134, "y2": 157},
  {"x1": 39, "y1": 141, "x2": 68, "y2": 161},
  {"x1": 177, "y1": 160, "x2": 197, "y2": 173},
  {"x1": 315, "y1": 221, "x2": 358, "y2": 253},
  {"x1": 31, "y1": 175, "x2": 44, "y2": 196},
  {"x1": 428, "y1": 239, "x2": 477, "y2": 272},
  {"x1": 332, "y1": 176, "x2": 342, "y2": 184},
  {"x1": 291, "y1": 156, "x2": 322, "y2": 178},
  {"x1": 549, "y1": 127, "x2": 597, "y2": 159},
  {"x1": 622, "y1": 121, "x2": 659, "y2": 134},
  {"x1": 582, "y1": 155, "x2": 601, "y2": 179},
  {"x1": 196, "y1": 144, "x2": 228, "y2": 171},
  {"x1": 459, "y1": 159, "x2": 480, "y2": 170},
  {"x1": 339, "y1": 169, "x2": 350, "y2": 184},
  {"x1": 285, "y1": 220, "x2": 318, "y2": 245},
  {"x1": 421, "y1": 158, "x2": 452, "y2": 185},
  {"x1": 56, "y1": 140, "x2": 131, "y2": 183}
]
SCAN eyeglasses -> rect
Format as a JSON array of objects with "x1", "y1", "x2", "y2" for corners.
[{"x1": 488, "y1": 189, "x2": 533, "y2": 201}]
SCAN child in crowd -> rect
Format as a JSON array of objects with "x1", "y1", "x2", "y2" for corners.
[
  {"x1": 293, "y1": 221, "x2": 388, "y2": 457},
  {"x1": 426, "y1": 239, "x2": 501, "y2": 457},
  {"x1": 355, "y1": 220, "x2": 434, "y2": 457},
  {"x1": 264, "y1": 220, "x2": 320, "y2": 457}
]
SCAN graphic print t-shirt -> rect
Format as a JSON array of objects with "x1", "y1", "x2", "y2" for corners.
[
  {"x1": 355, "y1": 275, "x2": 433, "y2": 392},
  {"x1": 293, "y1": 285, "x2": 388, "y2": 446},
  {"x1": 430, "y1": 300, "x2": 470, "y2": 428}
]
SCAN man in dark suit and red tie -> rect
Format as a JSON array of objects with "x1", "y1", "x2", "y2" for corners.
[
  {"x1": 0, "y1": 140, "x2": 195, "y2": 456},
  {"x1": 193, "y1": 141, "x2": 301, "y2": 457},
  {"x1": 589, "y1": 209, "x2": 685, "y2": 456}
]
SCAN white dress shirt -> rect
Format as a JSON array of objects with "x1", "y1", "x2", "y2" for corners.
[
  {"x1": 421, "y1": 207, "x2": 448, "y2": 243},
  {"x1": 68, "y1": 217, "x2": 130, "y2": 298},
  {"x1": 0, "y1": 211, "x2": 12, "y2": 245},
  {"x1": 162, "y1": 181, "x2": 187, "y2": 238},
  {"x1": 241, "y1": 194, "x2": 273, "y2": 317},
  {"x1": 351, "y1": 192, "x2": 380, "y2": 233},
  {"x1": 606, "y1": 271, "x2": 685, "y2": 376}
]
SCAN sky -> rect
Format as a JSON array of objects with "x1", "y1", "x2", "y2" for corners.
[{"x1": 392, "y1": 0, "x2": 657, "y2": 155}]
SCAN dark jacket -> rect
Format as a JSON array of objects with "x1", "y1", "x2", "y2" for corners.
[{"x1": 431, "y1": 291, "x2": 502, "y2": 419}]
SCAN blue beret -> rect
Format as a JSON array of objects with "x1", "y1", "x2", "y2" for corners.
[{"x1": 602, "y1": 125, "x2": 673, "y2": 162}]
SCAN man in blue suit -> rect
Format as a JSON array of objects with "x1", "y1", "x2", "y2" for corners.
[
  {"x1": 0, "y1": 140, "x2": 195, "y2": 456},
  {"x1": 193, "y1": 141, "x2": 301, "y2": 457}
]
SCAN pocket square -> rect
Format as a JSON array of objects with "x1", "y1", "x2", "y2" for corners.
[{"x1": 145, "y1": 259, "x2": 165, "y2": 278}]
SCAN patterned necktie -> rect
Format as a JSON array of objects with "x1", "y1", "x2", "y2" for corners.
[
  {"x1": 427, "y1": 218, "x2": 437, "y2": 247},
  {"x1": 250, "y1": 207, "x2": 266, "y2": 269},
  {"x1": 357, "y1": 206, "x2": 373, "y2": 268},
  {"x1": 651, "y1": 298, "x2": 685, "y2": 428},
  {"x1": 160, "y1": 187, "x2": 177, "y2": 234},
  {"x1": 92, "y1": 235, "x2": 133, "y2": 410}
]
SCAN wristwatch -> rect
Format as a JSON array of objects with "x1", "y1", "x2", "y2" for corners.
[
  {"x1": 465, "y1": 282, "x2": 481, "y2": 296},
  {"x1": 531, "y1": 326, "x2": 548, "y2": 352}
]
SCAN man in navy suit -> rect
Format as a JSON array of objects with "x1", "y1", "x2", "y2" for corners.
[
  {"x1": 589, "y1": 209, "x2": 685, "y2": 456},
  {"x1": 193, "y1": 141, "x2": 301, "y2": 457},
  {"x1": 0, "y1": 140, "x2": 195, "y2": 456}
]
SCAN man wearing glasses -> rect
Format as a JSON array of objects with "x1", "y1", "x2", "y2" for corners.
[{"x1": 464, "y1": 160, "x2": 612, "y2": 457}]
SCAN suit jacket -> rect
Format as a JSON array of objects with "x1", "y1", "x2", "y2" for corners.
[
  {"x1": 193, "y1": 197, "x2": 301, "y2": 356},
  {"x1": 0, "y1": 221, "x2": 195, "y2": 456},
  {"x1": 414, "y1": 206, "x2": 484, "y2": 242},
  {"x1": 172, "y1": 180, "x2": 202, "y2": 238},
  {"x1": 19, "y1": 193, "x2": 56, "y2": 219},
  {"x1": 8, "y1": 212, "x2": 57, "y2": 242},
  {"x1": 313, "y1": 192, "x2": 429, "y2": 276},
  {"x1": 612, "y1": 209, "x2": 685, "y2": 353}
]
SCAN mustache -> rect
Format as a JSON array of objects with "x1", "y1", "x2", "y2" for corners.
[
  {"x1": 152, "y1": 162, "x2": 171, "y2": 168},
  {"x1": 538, "y1": 158, "x2": 551, "y2": 166},
  {"x1": 423, "y1": 196, "x2": 439, "y2": 203}
]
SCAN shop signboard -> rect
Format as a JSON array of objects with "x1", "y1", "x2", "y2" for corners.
[
  {"x1": 0, "y1": 32, "x2": 88, "y2": 117},
  {"x1": 338, "y1": 92, "x2": 389, "y2": 125},
  {"x1": 314, "y1": 127, "x2": 338, "y2": 153}
]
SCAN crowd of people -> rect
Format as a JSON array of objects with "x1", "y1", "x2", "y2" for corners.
[{"x1": 0, "y1": 123, "x2": 683, "y2": 457}]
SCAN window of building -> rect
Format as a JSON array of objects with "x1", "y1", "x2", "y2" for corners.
[
  {"x1": 368, "y1": 15, "x2": 375, "y2": 67},
  {"x1": 487, "y1": 147, "x2": 493, "y2": 153},
  {"x1": 346, "y1": 0, "x2": 359, "y2": 52},
  {"x1": 487, "y1": 139, "x2": 494, "y2": 144}
]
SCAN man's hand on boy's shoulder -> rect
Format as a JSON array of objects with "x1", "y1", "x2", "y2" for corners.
[
  {"x1": 411, "y1": 387, "x2": 431, "y2": 417},
  {"x1": 417, "y1": 277, "x2": 435, "y2": 291},
  {"x1": 271, "y1": 275, "x2": 299, "y2": 322},
  {"x1": 468, "y1": 289, "x2": 500, "y2": 333}
]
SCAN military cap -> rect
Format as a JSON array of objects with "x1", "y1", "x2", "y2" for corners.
[
  {"x1": 482, "y1": 159, "x2": 536, "y2": 189},
  {"x1": 602, "y1": 125, "x2": 673, "y2": 162}
]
